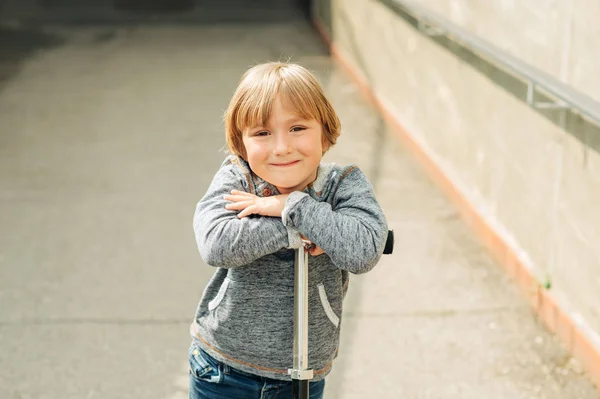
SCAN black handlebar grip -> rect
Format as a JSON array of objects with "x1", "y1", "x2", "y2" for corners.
[{"x1": 383, "y1": 230, "x2": 394, "y2": 255}]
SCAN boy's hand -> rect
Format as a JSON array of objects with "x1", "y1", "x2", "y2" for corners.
[
  {"x1": 300, "y1": 234, "x2": 325, "y2": 256},
  {"x1": 224, "y1": 190, "x2": 289, "y2": 218},
  {"x1": 224, "y1": 190, "x2": 325, "y2": 256}
]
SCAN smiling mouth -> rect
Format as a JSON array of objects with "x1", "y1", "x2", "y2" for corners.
[{"x1": 271, "y1": 160, "x2": 299, "y2": 167}]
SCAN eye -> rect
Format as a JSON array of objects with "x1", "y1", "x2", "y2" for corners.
[
  {"x1": 253, "y1": 131, "x2": 269, "y2": 137},
  {"x1": 290, "y1": 126, "x2": 306, "y2": 132}
]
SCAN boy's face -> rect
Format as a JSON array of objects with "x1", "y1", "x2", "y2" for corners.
[{"x1": 242, "y1": 96, "x2": 327, "y2": 194}]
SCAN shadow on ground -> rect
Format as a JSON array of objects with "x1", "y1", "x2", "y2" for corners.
[{"x1": 0, "y1": 25, "x2": 66, "y2": 92}]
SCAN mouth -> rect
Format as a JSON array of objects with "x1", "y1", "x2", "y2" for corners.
[{"x1": 271, "y1": 160, "x2": 300, "y2": 167}]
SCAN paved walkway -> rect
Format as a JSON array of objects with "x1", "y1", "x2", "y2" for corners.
[{"x1": 0, "y1": 2, "x2": 598, "y2": 398}]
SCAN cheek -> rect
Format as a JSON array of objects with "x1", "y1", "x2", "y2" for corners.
[
  {"x1": 304, "y1": 135, "x2": 324, "y2": 155},
  {"x1": 243, "y1": 143, "x2": 267, "y2": 164}
]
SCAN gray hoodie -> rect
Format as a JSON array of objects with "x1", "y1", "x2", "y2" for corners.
[{"x1": 190, "y1": 155, "x2": 388, "y2": 381}]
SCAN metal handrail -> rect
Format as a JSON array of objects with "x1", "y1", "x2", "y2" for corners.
[{"x1": 381, "y1": 0, "x2": 600, "y2": 127}]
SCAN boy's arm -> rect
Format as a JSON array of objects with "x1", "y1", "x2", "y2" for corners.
[
  {"x1": 282, "y1": 166, "x2": 388, "y2": 274},
  {"x1": 193, "y1": 162, "x2": 294, "y2": 268}
]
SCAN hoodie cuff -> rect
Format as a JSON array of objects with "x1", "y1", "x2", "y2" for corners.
[
  {"x1": 281, "y1": 191, "x2": 309, "y2": 228},
  {"x1": 286, "y1": 227, "x2": 303, "y2": 249}
]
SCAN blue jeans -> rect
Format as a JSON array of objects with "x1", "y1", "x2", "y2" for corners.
[{"x1": 188, "y1": 343, "x2": 326, "y2": 399}]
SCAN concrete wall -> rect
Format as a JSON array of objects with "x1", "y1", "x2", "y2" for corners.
[
  {"x1": 416, "y1": 0, "x2": 600, "y2": 104},
  {"x1": 317, "y1": 0, "x2": 600, "y2": 353}
]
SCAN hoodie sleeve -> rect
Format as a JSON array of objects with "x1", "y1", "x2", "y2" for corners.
[
  {"x1": 281, "y1": 166, "x2": 388, "y2": 274},
  {"x1": 193, "y1": 159, "x2": 291, "y2": 268}
]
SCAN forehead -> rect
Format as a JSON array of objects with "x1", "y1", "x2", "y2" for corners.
[
  {"x1": 268, "y1": 97, "x2": 311, "y2": 121},
  {"x1": 238, "y1": 91, "x2": 317, "y2": 131}
]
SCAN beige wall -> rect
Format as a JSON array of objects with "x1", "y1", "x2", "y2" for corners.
[
  {"x1": 326, "y1": 0, "x2": 600, "y2": 341},
  {"x1": 416, "y1": 0, "x2": 600, "y2": 103}
]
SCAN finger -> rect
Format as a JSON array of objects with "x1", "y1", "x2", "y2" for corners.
[
  {"x1": 225, "y1": 200, "x2": 254, "y2": 210},
  {"x1": 310, "y1": 246, "x2": 325, "y2": 256},
  {"x1": 230, "y1": 190, "x2": 256, "y2": 197},
  {"x1": 237, "y1": 205, "x2": 258, "y2": 218},
  {"x1": 224, "y1": 194, "x2": 255, "y2": 203}
]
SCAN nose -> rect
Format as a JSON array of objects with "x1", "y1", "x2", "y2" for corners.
[{"x1": 273, "y1": 132, "x2": 292, "y2": 156}]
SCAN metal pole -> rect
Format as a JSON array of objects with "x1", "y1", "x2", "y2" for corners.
[{"x1": 289, "y1": 240, "x2": 313, "y2": 399}]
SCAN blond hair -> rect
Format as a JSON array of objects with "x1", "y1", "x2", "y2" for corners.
[{"x1": 224, "y1": 62, "x2": 341, "y2": 159}]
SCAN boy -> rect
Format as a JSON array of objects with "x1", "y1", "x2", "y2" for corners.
[{"x1": 189, "y1": 62, "x2": 388, "y2": 399}]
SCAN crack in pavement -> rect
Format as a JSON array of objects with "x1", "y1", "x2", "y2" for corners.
[
  {"x1": 344, "y1": 306, "x2": 530, "y2": 319},
  {"x1": 0, "y1": 317, "x2": 191, "y2": 326}
]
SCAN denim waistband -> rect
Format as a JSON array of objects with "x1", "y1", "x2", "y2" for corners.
[{"x1": 201, "y1": 347, "x2": 287, "y2": 383}]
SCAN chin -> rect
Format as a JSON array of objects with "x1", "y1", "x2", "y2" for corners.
[{"x1": 276, "y1": 183, "x2": 298, "y2": 191}]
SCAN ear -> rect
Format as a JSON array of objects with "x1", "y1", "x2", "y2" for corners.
[{"x1": 321, "y1": 133, "x2": 331, "y2": 154}]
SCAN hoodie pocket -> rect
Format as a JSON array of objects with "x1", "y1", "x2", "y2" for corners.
[
  {"x1": 208, "y1": 277, "x2": 230, "y2": 311},
  {"x1": 317, "y1": 283, "x2": 340, "y2": 328}
]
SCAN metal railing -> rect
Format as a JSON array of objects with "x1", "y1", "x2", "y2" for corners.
[{"x1": 380, "y1": 0, "x2": 600, "y2": 128}]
